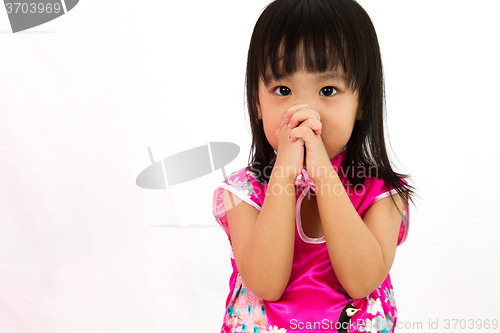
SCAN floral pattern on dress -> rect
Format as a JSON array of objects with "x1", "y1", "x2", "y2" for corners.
[
  {"x1": 247, "y1": 169, "x2": 268, "y2": 185},
  {"x1": 356, "y1": 284, "x2": 397, "y2": 333},
  {"x1": 227, "y1": 177, "x2": 254, "y2": 199},
  {"x1": 223, "y1": 273, "x2": 267, "y2": 333},
  {"x1": 214, "y1": 167, "x2": 403, "y2": 333}
]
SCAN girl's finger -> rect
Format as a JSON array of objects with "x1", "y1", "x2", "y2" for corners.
[
  {"x1": 281, "y1": 104, "x2": 309, "y2": 127},
  {"x1": 288, "y1": 126, "x2": 319, "y2": 142},
  {"x1": 276, "y1": 117, "x2": 292, "y2": 138},
  {"x1": 288, "y1": 109, "x2": 321, "y2": 129},
  {"x1": 296, "y1": 118, "x2": 322, "y2": 135}
]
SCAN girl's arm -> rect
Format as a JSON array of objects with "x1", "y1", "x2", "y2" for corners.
[
  {"x1": 224, "y1": 169, "x2": 297, "y2": 301},
  {"x1": 280, "y1": 104, "x2": 405, "y2": 300},
  {"x1": 314, "y1": 171, "x2": 405, "y2": 299}
]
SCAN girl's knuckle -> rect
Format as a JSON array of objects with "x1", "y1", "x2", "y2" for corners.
[{"x1": 294, "y1": 127, "x2": 305, "y2": 135}]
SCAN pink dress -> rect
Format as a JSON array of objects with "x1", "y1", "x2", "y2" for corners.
[{"x1": 212, "y1": 148, "x2": 409, "y2": 333}]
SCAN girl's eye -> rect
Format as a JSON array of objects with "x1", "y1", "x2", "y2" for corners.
[
  {"x1": 319, "y1": 86, "x2": 337, "y2": 97},
  {"x1": 274, "y1": 86, "x2": 292, "y2": 96}
]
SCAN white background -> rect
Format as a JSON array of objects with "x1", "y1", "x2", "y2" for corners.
[{"x1": 1, "y1": 0, "x2": 499, "y2": 332}]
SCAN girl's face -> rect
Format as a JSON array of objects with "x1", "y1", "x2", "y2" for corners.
[{"x1": 257, "y1": 68, "x2": 362, "y2": 160}]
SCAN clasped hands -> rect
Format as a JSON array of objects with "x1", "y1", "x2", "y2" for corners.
[{"x1": 274, "y1": 104, "x2": 335, "y2": 182}]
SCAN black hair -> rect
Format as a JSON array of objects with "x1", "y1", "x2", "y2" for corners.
[{"x1": 245, "y1": 0, "x2": 415, "y2": 214}]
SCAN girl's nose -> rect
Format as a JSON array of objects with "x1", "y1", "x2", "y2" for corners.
[
  {"x1": 291, "y1": 99, "x2": 314, "y2": 110},
  {"x1": 291, "y1": 98, "x2": 309, "y2": 106},
  {"x1": 290, "y1": 93, "x2": 316, "y2": 108}
]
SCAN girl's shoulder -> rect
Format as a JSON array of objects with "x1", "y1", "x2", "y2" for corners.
[
  {"x1": 358, "y1": 174, "x2": 406, "y2": 203},
  {"x1": 212, "y1": 167, "x2": 267, "y2": 240},
  {"x1": 354, "y1": 173, "x2": 410, "y2": 246}
]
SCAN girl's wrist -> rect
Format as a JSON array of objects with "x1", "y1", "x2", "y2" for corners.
[
  {"x1": 271, "y1": 163, "x2": 301, "y2": 182},
  {"x1": 266, "y1": 174, "x2": 297, "y2": 198},
  {"x1": 311, "y1": 164, "x2": 339, "y2": 184}
]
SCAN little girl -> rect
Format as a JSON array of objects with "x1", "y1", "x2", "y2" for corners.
[{"x1": 212, "y1": 0, "x2": 414, "y2": 332}]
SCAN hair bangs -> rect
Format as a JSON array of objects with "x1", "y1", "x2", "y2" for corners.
[{"x1": 258, "y1": 1, "x2": 358, "y2": 92}]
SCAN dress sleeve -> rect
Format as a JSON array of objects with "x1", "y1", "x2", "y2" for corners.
[
  {"x1": 212, "y1": 168, "x2": 262, "y2": 242},
  {"x1": 364, "y1": 177, "x2": 410, "y2": 246}
]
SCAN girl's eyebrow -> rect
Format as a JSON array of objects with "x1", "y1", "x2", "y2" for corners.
[
  {"x1": 264, "y1": 70, "x2": 347, "y2": 84},
  {"x1": 317, "y1": 71, "x2": 347, "y2": 83}
]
